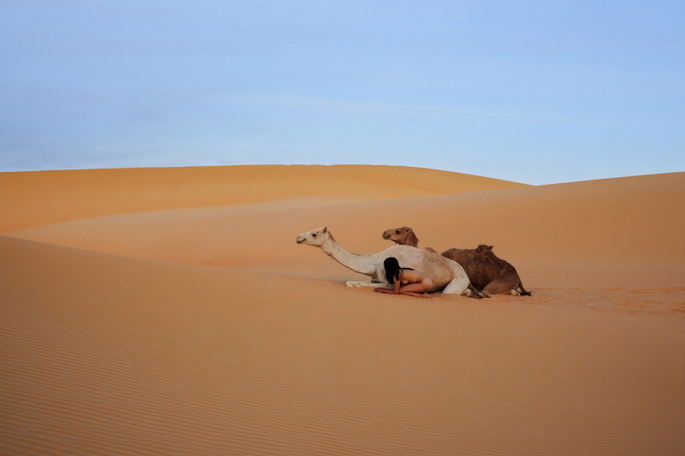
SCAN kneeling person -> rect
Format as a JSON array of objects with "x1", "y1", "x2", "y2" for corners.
[{"x1": 374, "y1": 257, "x2": 433, "y2": 299}]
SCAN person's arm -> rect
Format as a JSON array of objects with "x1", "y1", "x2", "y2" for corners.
[{"x1": 394, "y1": 271, "x2": 402, "y2": 294}]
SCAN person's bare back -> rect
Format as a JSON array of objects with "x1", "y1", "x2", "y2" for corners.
[
  {"x1": 398, "y1": 269, "x2": 430, "y2": 286},
  {"x1": 375, "y1": 267, "x2": 433, "y2": 298}
]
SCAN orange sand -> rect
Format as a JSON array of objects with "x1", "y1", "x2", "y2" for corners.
[{"x1": 1, "y1": 165, "x2": 684, "y2": 455}]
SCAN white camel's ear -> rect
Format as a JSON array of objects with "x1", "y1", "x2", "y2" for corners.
[{"x1": 322, "y1": 227, "x2": 327, "y2": 233}]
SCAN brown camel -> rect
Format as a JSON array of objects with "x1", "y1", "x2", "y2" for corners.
[
  {"x1": 382, "y1": 227, "x2": 531, "y2": 297},
  {"x1": 442, "y1": 245, "x2": 531, "y2": 297}
]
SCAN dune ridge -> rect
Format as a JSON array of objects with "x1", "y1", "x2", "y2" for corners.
[
  {"x1": 1, "y1": 165, "x2": 684, "y2": 455},
  {"x1": 0, "y1": 165, "x2": 525, "y2": 233}
]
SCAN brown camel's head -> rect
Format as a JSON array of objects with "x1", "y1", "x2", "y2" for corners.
[{"x1": 382, "y1": 226, "x2": 419, "y2": 247}]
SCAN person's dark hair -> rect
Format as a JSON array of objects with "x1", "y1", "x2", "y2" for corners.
[{"x1": 384, "y1": 257, "x2": 401, "y2": 284}]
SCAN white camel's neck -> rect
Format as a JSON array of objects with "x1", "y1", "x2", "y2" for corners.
[{"x1": 321, "y1": 235, "x2": 380, "y2": 277}]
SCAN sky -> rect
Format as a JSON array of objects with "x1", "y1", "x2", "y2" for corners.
[{"x1": 1, "y1": 0, "x2": 683, "y2": 185}]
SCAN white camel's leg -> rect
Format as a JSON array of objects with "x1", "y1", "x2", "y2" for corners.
[
  {"x1": 346, "y1": 280, "x2": 385, "y2": 288},
  {"x1": 441, "y1": 275, "x2": 471, "y2": 295}
]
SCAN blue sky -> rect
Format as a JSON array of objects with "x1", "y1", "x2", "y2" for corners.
[{"x1": 1, "y1": 0, "x2": 683, "y2": 184}]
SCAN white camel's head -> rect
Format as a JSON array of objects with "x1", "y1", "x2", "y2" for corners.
[{"x1": 296, "y1": 226, "x2": 330, "y2": 246}]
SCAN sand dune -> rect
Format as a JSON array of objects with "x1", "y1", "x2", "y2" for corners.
[
  {"x1": 1, "y1": 165, "x2": 684, "y2": 455},
  {"x1": 0, "y1": 165, "x2": 525, "y2": 233}
]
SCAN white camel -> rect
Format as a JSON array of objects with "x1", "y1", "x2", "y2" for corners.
[{"x1": 296, "y1": 227, "x2": 480, "y2": 297}]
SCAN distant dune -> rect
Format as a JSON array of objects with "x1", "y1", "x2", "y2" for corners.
[
  {"x1": 0, "y1": 165, "x2": 525, "y2": 233},
  {"x1": 1, "y1": 165, "x2": 683, "y2": 456}
]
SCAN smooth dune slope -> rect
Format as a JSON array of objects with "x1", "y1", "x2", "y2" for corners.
[
  {"x1": 1, "y1": 235, "x2": 683, "y2": 456},
  {"x1": 0, "y1": 165, "x2": 525, "y2": 233},
  {"x1": 1, "y1": 165, "x2": 684, "y2": 456}
]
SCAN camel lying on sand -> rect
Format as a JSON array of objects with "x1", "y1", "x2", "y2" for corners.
[
  {"x1": 383, "y1": 227, "x2": 531, "y2": 297},
  {"x1": 296, "y1": 227, "x2": 482, "y2": 297},
  {"x1": 442, "y1": 245, "x2": 531, "y2": 297}
]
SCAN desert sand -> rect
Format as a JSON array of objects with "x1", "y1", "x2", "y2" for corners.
[{"x1": 1, "y1": 164, "x2": 684, "y2": 455}]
